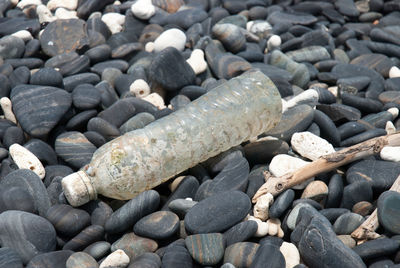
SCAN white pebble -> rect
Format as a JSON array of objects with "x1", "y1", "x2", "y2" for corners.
[
  {"x1": 101, "y1": 13, "x2": 126, "y2": 34},
  {"x1": 131, "y1": 0, "x2": 156, "y2": 20},
  {"x1": 145, "y1": 42, "x2": 155, "y2": 53},
  {"x1": 0, "y1": 97, "x2": 17, "y2": 124},
  {"x1": 388, "y1": 107, "x2": 399, "y2": 119},
  {"x1": 36, "y1": 4, "x2": 56, "y2": 23},
  {"x1": 186, "y1": 49, "x2": 207, "y2": 75},
  {"x1": 143, "y1": 93, "x2": 166, "y2": 109},
  {"x1": 47, "y1": 0, "x2": 77, "y2": 10},
  {"x1": 280, "y1": 242, "x2": 300, "y2": 268},
  {"x1": 11, "y1": 30, "x2": 33, "y2": 42},
  {"x1": 253, "y1": 193, "x2": 274, "y2": 221},
  {"x1": 154, "y1": 28, "x2": 186, "y2": 53},
  {"x1": 380, "y1": 146, "x2": 400, "y2": 162},
  {"x1": 17, "y1": 0, "x2": 41, "y2": 9},
  {"x1": 100, "y1": 249, "x2": 130, "y2": 268},
  {"x1": 55, "y1": 7, "x2": 78, "y2": 19},
  {"x1": 267, "y1": 35, "x2": 281, "y2": 51},
  {"x1": 9, "y1": 144, "x2": 45, "y2": 179},
  {"x1": 129, "y1": 79, "x2": 151, "y2": 98},
  {"x1": 389, "y1": 66, "x2": 400, "y2": 78},
  {"x1": 269, "y1": 154, "x2": 313, "y2": 190},
  {"x1": 266, "y1": 218, "x2": 283, "y2": 237},
  {"x1": 291, "y1": 131, "x2": 335, "y2": 161},
  {"x1": 283, "y1": 89, "x2": 319, "y2": 112},
  {"x1": 246, "y1": 20, "x2": 272, "y2": 39},
  {"x1": 386, "y1": 121, "x2": 396, "y2": 134}
]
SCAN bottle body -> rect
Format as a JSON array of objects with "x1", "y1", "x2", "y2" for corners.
[{"x1": 62, "y1": 70, "x2": 282, "y2": 206}]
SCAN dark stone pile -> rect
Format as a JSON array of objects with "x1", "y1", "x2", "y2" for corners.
[{"x1": 0, "y1": 0, "x2": 400, "y2": 267}]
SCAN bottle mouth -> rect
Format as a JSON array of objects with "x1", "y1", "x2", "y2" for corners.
[{"x1": 61, "y1": 170, "x2": 97, "y2": 207}]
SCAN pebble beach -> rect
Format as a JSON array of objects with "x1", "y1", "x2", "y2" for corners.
[{"x1": 1, "y1": 0, "x2": 400, "y2": 267}]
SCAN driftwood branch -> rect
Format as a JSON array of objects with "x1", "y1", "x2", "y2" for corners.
[
  {"x1": 252, "y1": 132, "x2": 400, "y2": 203},
  {"x1": 351, "y1": 173, "x2": 400, "y2": 241}
]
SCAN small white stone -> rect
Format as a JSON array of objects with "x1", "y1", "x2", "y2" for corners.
[
  {"x1": 17, "y1": 0, "x2": 41, "y2": 9},
  {"x1": 129, "y1": 79, "x2": 151, "y2": 98},
  {"x1": 386, "y1": 121, "x2": 396, "y2": 134},
  {"x1": 246, "y1": 20, "x2": 272, "y2": 39},
  {"x1": 9, "y1": 144, "x2": 46, "y2": 179},
  {"x1": 47, "y1": 0, "x2": 78, "y2": 10},
  {"x1": 380, "y1": 146, "x2": 400, "y2": 162},
  {"x1": 266, "y1": 218, "x2": 283, "y2": 237},
  {"x1": 388, "y1": 107, "x2": 399, "y2": 119},
  {"x1": 55, "y1": 7, "x2": 78, "y2": 19},
  {"x1": 11, "y1": 30, "x2": 33, "y2": 42},
  {"x1": 269, "y1": 154, "x2": 314, "y2": 189},
  {"x1": 100, "y1": 249, "x2": 130, "y2": 268},
  {"x1": 131, "y1": 0, "x2": 156, "y2": 20},
  {"x1": 267, "y1": 35, "x2": 281, "y2": 51},
  {"x1": 389, "y1": 66, "x2": 400, "y2": 78},
  {"x1": 327, "y1": 86, "x2": 338, "y2": 97},
  {"x1": 101, "y1": 13, "x2": 126, "y2": 34},
  {"x1": 253, "y1": 193, "x2": 274, "y2": 221},
  {"x1": 280, "y1": 242, "x2": 300, "y2": 268},
  {"x1": 145, "y1": 42, "x2": 155, "y2": 52},
  {"x1": 0, "y1": 97, "x2": 17, "y2": 124},
  {"x1": 284, "y1": 89, "x2": 319, "y2": 111},
  {"x1": 36, "y1": 4, "x2": 56, "y2": 23},
  {"x1": 143, "y1": 93, "x2": 166, "y2": 109},
  {"x1": 186, "y1": 49, "x2": 207, "y2": 75},
  {"x1": 291, "y1": 131, "x2": 335, "y2": 161},
  {"x1": 154, "y1": 28, "x2": 186, "y2": 53}
]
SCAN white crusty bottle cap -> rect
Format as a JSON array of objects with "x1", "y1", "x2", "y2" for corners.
[{"x1": 61, "y1": 171, "x2": 97, "y2": 207}]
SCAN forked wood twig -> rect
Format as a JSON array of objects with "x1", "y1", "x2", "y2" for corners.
[{"x1": 252, "y1": 132, "x2": 400, "y2": 202}]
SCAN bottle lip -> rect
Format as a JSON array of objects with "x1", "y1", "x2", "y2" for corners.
[{"x1": 61, "y1": 170, "x2": 97, "y2": 207}]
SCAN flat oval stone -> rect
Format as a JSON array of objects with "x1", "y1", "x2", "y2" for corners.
[
  {"x1": 353, "y1": 238, "x2": 399, "y2": 261},
  {"x1": 325, "y1": 173, "x2": 344, "y2": 208},
  {"x1": 63, "y1": 225, "x2": 104, "y2": 251},
  {"x1": 168, "y1": 199, "x2": 197, "y2": 218},
  {"x1": 313, "y1": 110, "x2": 341, "y2": 147},
  {"x1": 66, "y1": 110, "x2": 98, "y2": 130},
  {"x1": 128, "y1": 252, "x2": 161, "y2": 268},
  {"x1": 185, "y1": 233, "x2": 224, "y2": 266},
  {"x1": 268, "y1": 11, "x2": 317, "y2": 25},
  {"x1": 161, "y1": 239, "x2": 193, "y2": 268},
  {"x1": 350, "y1": 54, "x2": 393, "y2": 77},
  {"x1": 30, "y1": 67, "x2": 64, "y2": 88},
  {"x1": 119, "y1": 112, "x2": 155, "y2": 134},
  {"x1": 105, "y1": 190, "x2": 160, "y2": 234},
  {"x1": 66, "y1": 252, "x2": 98, "y2": 268},
  {"x1": 149, "y1": 47, "x2": 195, "y2": 91},
  {"x1": 72, "y1": 84, "x2": 101, "y2": 110},
  {"x1": 98, "y1": 98, "x2": 136, "y2": 128},
  {"x1": 111, "y1": 232, "x2": 158, "y2": 260},
  {"x1": 84, "y1": 241, "x2": 110, "y2": 260},
  {"x1": 195, "y1": 156, "x2": 249, "y2": 200},
  {"x1": 134, "y1": 211, "x2": 179, "y2": 240},
  {"x1": 185, "y1": 190, "x2": 251, "y2": 234},
  {"x1": 320, "y1": 208, "x2": 350, "y2": 223},
  {"x1": 63, "y1": 73, "x2": 100, "y2": 92},
  {"x1": 55, "y1": 131, "x2": 97, "y2": 169},
  {"x1": 223, "y1": 220, "x2": 258, "y2": 246},
  {"x1": 341, "y1": 180, "x2": 373, "y2": 210},
  {"x1": 378, "y1": 191, "x2": 400, "y2": 235},
  {"x1": 162, "y1": 175, "x2": 199, "y2": 211},
  {"x1": 0, "y1": 169, "x2": 51, "y2": 217},
  {"x1": 333, "y1": 213, "x2": 364, "y2": 235},
  {"x1": 0, "y1": 211, "x2": 57, "y2": 264},
  {"x1": 250, "y1": 243, "x2": 285, "y2": 268},
  {"x1": 10, "y1": 85, "x2": 72, "y2": 139},
  {"x1": 40, "y1": 19, "x2": 90, "y2": 57},
  {"x1": 266, "y1": 104, "x2": 314, "y2": 142},
  {"x1": 212, "y1": 23, "x2": 246, "y2": 54},
  {"x1": 90, "y1": 60, "x2": 129, "y2": 76},
  {"x1": 316, "y1": 103, "x2": 361, "y2": 123},
  {"x1": 341, "y1": 128, "x2": 387, "y2": 147},
  {"x1": 269, "y1": 189, "x2": 295, "y2": 219},
  {"x1": 0, "y1": 36, "x2": 25, "y2": 59},
  {"x1": 27, "y1": 250, "x2": 73, "y2": 268},
  {"x1": 346, "y1": 160, "x2": 400, "y2": 193},
  {"x1": 224, "y1": 242, "x2": 259, "y2": 268},
  {"x1": 46, "y1": 204, "x2": 91, "y2": 237},
  {"x1": 0, "y1": 247, "x2": 23, "y2": 268},
  {"x1": 87, "y1": 117, "x2": 120, "y2": 140},
  {"x1": 298, "y1": 216, "x2": 365, "y2": 268}
]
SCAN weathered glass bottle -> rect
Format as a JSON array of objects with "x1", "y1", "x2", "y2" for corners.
[{"x1": 62, "y1": 70, "x2": 282, "y2": 206}]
